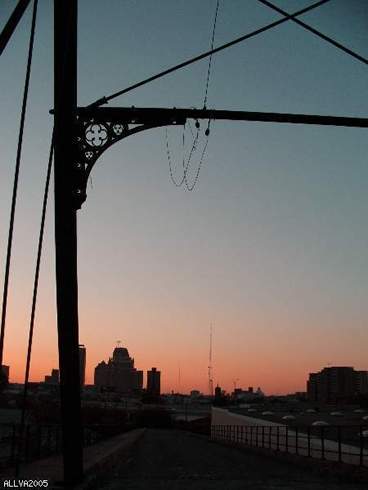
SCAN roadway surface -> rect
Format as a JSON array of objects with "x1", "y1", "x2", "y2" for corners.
[{"x1": 97, "y1": 429, "x2": 366, "y2": 490}]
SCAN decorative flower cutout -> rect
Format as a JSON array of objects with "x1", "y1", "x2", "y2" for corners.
[{"x1": 85, "y1": 124, "x2": 108, "y2": 147}]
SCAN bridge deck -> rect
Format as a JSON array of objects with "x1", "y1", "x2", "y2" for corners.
[{"x1": 96, "y1": 429, "x2": 365, "y2": 490}]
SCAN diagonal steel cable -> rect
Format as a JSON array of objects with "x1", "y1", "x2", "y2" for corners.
[
  {"x1": 16, "y1": 133, "x2": 53, "y2": 476},
  {"x1": 0, "y1": 0, "x2": 38, "y2": 370},
  {"x1": 258, "y1": 0, "x2": 368, "y2": 66},
  {"x1": 87, "y1": 0, "x2": 331, "y2": 107}
]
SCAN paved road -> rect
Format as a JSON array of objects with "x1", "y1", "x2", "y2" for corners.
[{"x1": 98, "y1": 429, "x2": 366, "y2": 490}]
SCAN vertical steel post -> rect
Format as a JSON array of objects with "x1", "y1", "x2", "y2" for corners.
[
  {"x1": 338, "y1": 426, "x2": 342, "y2": 463},
  {"x1": 54, "y1": 1, "x2": 83, "y2": 485},
  {"x1": 25, "y1": 425, "x2": 30, "y2": 462},
  {"x1": 295, "y1": 427, "x2": 298, "y2": 455},
  {"x1": 268, "y1": 426, "x2": 271, "y2": 448},
  {"x1": 285, "y1": 426, "x2": 288, "y2": 452},
  {"x1": 10, "y1": 424, "x2": 16, "y2": 464},
  {"x1": 37, "y1": 426, "x2": 41, "y2": 458},
  {"x1": 47, "y1": 426, "x2": 51, "y2": 455}
]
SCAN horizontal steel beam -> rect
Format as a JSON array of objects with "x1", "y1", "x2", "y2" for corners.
[{"x1": 76, "y1": 106, "x2": 368, "y2": 129}]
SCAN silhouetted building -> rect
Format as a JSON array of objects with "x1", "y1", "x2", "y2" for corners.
[
  {"x1": 214, "y1": 384, "x2": 228, "y2": 406},
  {"x1": 94, "y1": 346, "x2": 143, "y2": 393},
  {"x1": 79, "y1": 344, "x2": 86, "y2": 387},
  {"x1": 307, "y1": 366, "x2": 364, "y2": 402},
  {"x1": 232, "y1": 386, "x2": 264, "y2": 401},
  {"x1": 356, "y1": 371, "x2": 368, "y2": 395},
  {"x1": 45, "y1": 369, "x2": 59, "y2": 385},
  {"x1": 307, "y1": 372, "x2": 318, "y2": 401},
  {"x1": 1, "y1": 365, "x2": 9, "y2": 382},
  {"x1": 147, "y1": 367, "x2": 161, "y2": 396}
]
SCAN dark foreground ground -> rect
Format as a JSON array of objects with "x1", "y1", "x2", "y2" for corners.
[{"x1": 95, "y1": 429, "x2": 367, "y2": 490}]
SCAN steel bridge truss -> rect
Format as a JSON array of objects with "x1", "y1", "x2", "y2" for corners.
[{"x1": 72, "y1": 106, "x2": 368, "y2": 209}]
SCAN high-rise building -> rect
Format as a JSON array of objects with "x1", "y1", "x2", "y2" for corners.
[
  {"x1": 94, "y1": 345, "x2": 143, "y2": 393},
  {"x1": 307, "y1": 366, "x2": 365, "y2": 402},
  {"x1": 79, "y1": 344, "x2": 86, "y2": 387},
  {"x1": 147, "y1": 367, "x2": 161, "y2": 396}
]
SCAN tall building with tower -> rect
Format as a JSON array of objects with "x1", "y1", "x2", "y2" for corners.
[
  {"x1": 94, "y1": 344, "x2": 143, "y2": 393},
  {"x1": 147, "y1": 367, "x2": 161, "y2": 396},
  {"x1": 79, "y1": 344, "x2": 86, "y2": 387}
]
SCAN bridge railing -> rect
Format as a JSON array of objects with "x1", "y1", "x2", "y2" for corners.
[
  {"x1": 211, "y1": 424, "x2": 368, "y2": 467},
  {"x1": 0, "y1": 422, "x2": 129, "y2": 468}
]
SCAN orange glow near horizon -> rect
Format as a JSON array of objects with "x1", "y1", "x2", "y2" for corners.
[
  {"x1": 6, "y1": 352, "x2": 310, "y2": 395},
  {"x1": 4, "y1": 304, "x2": 367, "y2": 396}
]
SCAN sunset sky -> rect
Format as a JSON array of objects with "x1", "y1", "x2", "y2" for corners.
[{"x1": 0, "y1": 0, "x2": 367, "y2": 395}]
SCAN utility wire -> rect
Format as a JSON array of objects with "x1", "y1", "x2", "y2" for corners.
[
  {"x1": 167, "y1": 2, "x2": 219, "y2": 190},
  {"x1": 184, "y1": 0, "x2": 220, "y2": 191},
  {"x1": 87, "y1": 0, "x2": 330, "y2": 108},
  {"x1": 185, "y1": 135, "x2": 210, "y2": 191},
  {"x1": 0, "y1": 0, "x2": 38, "y2": 370},
  {"x1": 166, "y1": 122, "x2": 201, "y2": 187},
  {"x1": 166, "y1": 124, "x2": 188, "y2": 187},
  {"x1": 203, "y1": 0, "x2": 220, "y2": 109},
  {"x1": 258, "y1": 0, "x2": 368, "y2": 66}
]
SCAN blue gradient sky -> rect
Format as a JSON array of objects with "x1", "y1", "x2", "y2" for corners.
[{"x1": 0, "y1": 0, "x2": 367, "y2": 394}]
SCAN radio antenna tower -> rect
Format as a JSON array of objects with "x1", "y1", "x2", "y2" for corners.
[{"x1": 208, "y1": 325, "x2": 214, "y2": 396}]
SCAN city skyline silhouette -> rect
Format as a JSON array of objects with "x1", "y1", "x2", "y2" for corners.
[{"x1": 0, "y1": 0, "x2": 367, "y2": 396}]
